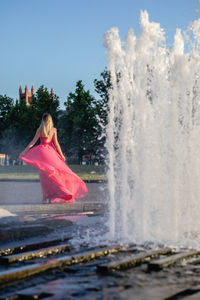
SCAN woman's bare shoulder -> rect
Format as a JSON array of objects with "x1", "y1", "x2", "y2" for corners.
[
  {"x1": 36, "y1": 127, "x2": 41, "y2": 135},
  {"x1": 53, "y1": 127, "x2": 57, "y2": 138}
]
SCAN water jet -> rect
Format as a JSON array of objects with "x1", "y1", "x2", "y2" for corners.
[{"x1": 105, "y1": 10, "x2": 200, "y2": 247}]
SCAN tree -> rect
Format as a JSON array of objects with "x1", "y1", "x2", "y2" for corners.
[
  {"x1": 94, "y1": 69, "x2": 112, "y2": 161},
  {"x1": 0, "y1": 95, "x2": 14, "y2": 139},
  {"x1": 1, "y1": 99, "x2": 35, "y2": 157},
  {"x1": 0, "y1": 95, "x2": 14, "y2": 155},
  {"x1": 60, "y1": 80, "x2": 98, "y2": 164},
  {"x1": 31, "y1": 85, "x2": 60, "y2": 126}
]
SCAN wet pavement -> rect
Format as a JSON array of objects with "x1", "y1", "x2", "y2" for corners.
[
  {"x1": 2, "y1": 231, "x2": 200, "y2": 300},
  {"x1": 0, "y1": 180, "x2": 107, "y2": 248},
  {"x1": 1, "y1": 181, "x2": 200, "y2": 299}
]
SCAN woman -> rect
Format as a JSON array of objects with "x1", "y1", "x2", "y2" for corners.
[{"x1": 19, "y1": 113, "x2": 88, "y2": 203}]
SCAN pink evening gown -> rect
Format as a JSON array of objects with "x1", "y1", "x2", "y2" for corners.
[{"x1": 19, "y1": 130, "x2": 88, "y2": 203}]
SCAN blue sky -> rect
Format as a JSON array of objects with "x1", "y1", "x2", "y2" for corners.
[{"x1": 0, "y1": 0, "x2": 198, "y2": 107}]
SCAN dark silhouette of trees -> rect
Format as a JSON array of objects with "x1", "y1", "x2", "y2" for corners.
[
  {"x1": 59, "y1": 80, "x2": 98, "y2": 164},
  {"x1": 94, "y1": 69, "x2": 112, "y2": 161}
]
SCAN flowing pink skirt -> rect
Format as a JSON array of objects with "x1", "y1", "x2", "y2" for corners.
[{"x1": 19, "y1": 144, "x2": 88, "y2": 203}]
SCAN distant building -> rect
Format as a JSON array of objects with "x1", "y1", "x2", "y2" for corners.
[
  {"x1": 19, "y1": 85, "x2": 54, "y2": 106},
  {"x1": 0, "y1": 154, "x2": 9, "y2": 165},
  {"x1": 19, "y1": 85, "x2": 34, "y2": 106}
]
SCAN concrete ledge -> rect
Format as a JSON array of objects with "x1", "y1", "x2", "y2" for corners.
[
  {"x1": 0, "y1": 179, "x2": 107, "y2": 183},
  {"x1": 0, "y1": 244, "x2": 71, "y2": 264},
  {"x1": 0, "y1": 202, "x2": 106, "y2": 215},
  {"x1": 97, "y1": 248, "x2": 172, "y2": 273},
  {"x1": 0, "y1": 225, "x2": 53, "y2": 242},
  {"x1": 0, "y1": 237, "x2": 71, "y2": 257},
  {"x1": 0, "y1": 246, "x2": 123, "y2": 285},
  {"x1": 0, "y1": 219, "x2": 74, "y2": 243},
  {"x1": 148, "y1": 250, "x2": 200, "y2": 271}
]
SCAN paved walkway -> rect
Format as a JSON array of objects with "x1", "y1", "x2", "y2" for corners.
[
  {"x1": 0, "y1": 181, "x2": 108, "y2": 217},
  {"x1": 0, "y1": 182, "x2": 107, "y2": 205}
]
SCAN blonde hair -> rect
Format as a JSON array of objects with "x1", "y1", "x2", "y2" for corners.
[{"x1": 39, "y1": 113, "x2": 54, "y2": 138}]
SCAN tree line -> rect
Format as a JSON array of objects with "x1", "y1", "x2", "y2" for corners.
[{"x1": 0, "y1": 70, "x2": 111, "y2": 164}]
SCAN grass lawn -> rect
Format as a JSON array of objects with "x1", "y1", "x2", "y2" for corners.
[{"x1": 0, "y1": 164, "x2": 107, "y2": 181}]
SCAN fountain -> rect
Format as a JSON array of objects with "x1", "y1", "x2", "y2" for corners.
[{"x1": 104, "y1": 11, "x2": 200, "y2": 247}]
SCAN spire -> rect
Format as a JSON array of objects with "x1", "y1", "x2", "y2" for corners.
[
  {"x1": 51, "y1": 88, "x2": 54, "y2": 97},
  {"x1": 19, "y1": 85, "x2": 22, "y2": 100},
  {"x1": 31, "y1": 85, "x2": 34, "y2": 95},
  {"x1": 25, "y1": 85, "x2": 28, "y2": 93}
]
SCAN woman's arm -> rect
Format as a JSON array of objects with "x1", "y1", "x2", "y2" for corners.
[
  {"x1": 21, "y1": 128, "x2": 41, "y2": 156},
  {"x1": 53, "y1": 128, "x2": 66, "y2": 161}
]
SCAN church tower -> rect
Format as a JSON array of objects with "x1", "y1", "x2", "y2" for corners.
[
  {"x1": 19, "y1": 85, "x2": 54, "y2": 106},
  {"x1": 19, "y1": 85, "x2": 34, "y2": 106}
]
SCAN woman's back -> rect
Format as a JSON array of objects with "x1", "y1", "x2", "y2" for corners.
[{"x1": 40, "y1": 127, "x2": 55, "y2": 144}]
